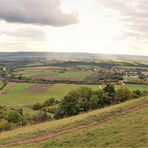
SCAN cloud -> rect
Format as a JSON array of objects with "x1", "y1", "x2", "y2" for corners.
[
  {"x1": 9, "y1": 27, "x2": 45, "y2": 40},
  {"x1": 0, "y1": 0, "x2": 78, "y2": 26},
  {"x1": 0, "y1": 27, "x2": 45, "y2": 41},
  {"x1": 97, "y1": 0, "x2": 148, "y2": 41}
]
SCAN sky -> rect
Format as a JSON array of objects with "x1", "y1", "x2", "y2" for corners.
[{"x1": 0, "y1": 0, "x2": 148, "y2": 56}]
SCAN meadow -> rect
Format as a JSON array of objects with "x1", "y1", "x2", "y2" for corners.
[
  {"x1": 0, "y1": 82, "x2": 99, "y2": 114},
  {"x1": 115, "y1": 84, "x2": 148, "y2": 91},
  {"x1": 0, "y1": 96, "x2": 147, "y2": 147},
  {"x1": 14, "y1": 66, "x2": 93, "y2": 81},
  {"x1": 0, "y1": 81, "x2": 147, "y2": 115}
]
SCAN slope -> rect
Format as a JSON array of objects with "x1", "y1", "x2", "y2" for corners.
[{"x1": 0, "y1": 96, "x2": 148, "y2": 147}]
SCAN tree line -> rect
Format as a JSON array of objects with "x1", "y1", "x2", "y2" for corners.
[
  {"x1": 0, "y1": 85, "x2": 147, "y2": 132},
  {"x1": 32, "y1": 85, "x2": 148, "y2": 119}
]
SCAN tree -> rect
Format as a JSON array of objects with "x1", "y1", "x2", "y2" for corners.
[
  {"x1": 117, "y1": 88, "x2": 132, "y2": 102},
  {"x1": 103, "y1": 84, "x2": 116, "y2": 96},
  {"x1": 94, "y1": 89, "x2": 111, "y2": 106},
  {"x1": 44, "y1": 98, "x2": 58, "y2": 106},
  {"x1": 6, "y1": 110, "x2": 25, "y2": 125},
  {"x1": 90, "y1": 95, "x2": 101, "y2": 109},
  {"x1": 77, "y1": 87, "x2": 93, "y2": 99},
  {"x1": 59, "y1": 91, "x2": 79, "y2": 117},
  {"x1": 133, "y1": 90, "x2": 143, "y2": 97},
  {"x1": 78, "y1": 98, "x2": 91, "y2": 112}
]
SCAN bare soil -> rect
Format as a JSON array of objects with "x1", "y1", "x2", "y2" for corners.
[{"x1": 26, "y1": 83, "x2": 53, "y2": 94}]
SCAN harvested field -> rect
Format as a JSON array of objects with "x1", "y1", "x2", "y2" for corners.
[{"x1": 26, "y1": 83, "x2": 54, "y2": 94}]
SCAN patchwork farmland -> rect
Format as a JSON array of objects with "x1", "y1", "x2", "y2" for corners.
[
  {"x1": 14, "y1": 66, "x2": 93, "y2": 81},
  {"x1": 0, "y1": 82, "x2": 99, "y2": 114},
  {"x1": 0, "y1": 81, "x2": 147, "y2": 115}
]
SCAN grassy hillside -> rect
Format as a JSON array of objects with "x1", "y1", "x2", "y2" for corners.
[{"x1": 0, "y1": 96, "x2": 147, "y2": 147}]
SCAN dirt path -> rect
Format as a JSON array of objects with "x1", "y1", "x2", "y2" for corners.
[{"x1": 1, "y1": 101, "x2": 148, "y2": 147}]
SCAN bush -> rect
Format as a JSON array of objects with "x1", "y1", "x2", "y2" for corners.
[
  {"x1": 77, "y1": 87, "x2": 94, "y2": 99},
  {"x1": 78, "y1": 98, "x2": 91, "y2": 112},
  {"x1": 103, "y1": 84, "x2": 115, "y2": 96},
  {"x1": 42, "y1": 106, "x2": 57, "y2": 114},
  {"x1": 54, "y1": 109, "x2": 64, "y2": 119},
  {"x1": 33, "y1": 111, "x2": 51, "y2": 122},
  {"x1": 44, "y1": 98, "x2": 59, "y2": 106},
  {"x1": 133, "y1": 90, "x2": 143, "y2": 97},
  {"x1": 117, "y1": 88, "x2": 132, "y2": 102},
  {"x1": 32, "y1": 103, "x2": 42, "y2": 110},
  {"x1": 90, "y1": 95, "x2": 101, "y2": 109},
  {"x1": 59, "y1": 91, "x2": 79, "y2": 117},
  {"x1": 0, "y1": 119, "x2": 11, "y2": 131},
  {"x1": 6, "y1": 110, "x2": 25, "y2": 125}
]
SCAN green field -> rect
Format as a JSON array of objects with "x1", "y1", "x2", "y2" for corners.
[
  {"x1": 0, "y1": 96, "x2": 147, "y2": 147},
  {"x1": 115, "y1": 84, "x2": 148, "y2": 91},
  {"x1": 14, "y1": 66, "x2": 93, "y2": 80},
  {"x1": 0, "y1": 82, "x2": 147, "y2": 115},
  {"x1": 24, "y1": 62, "x2": 45, "y2": 67},
  {"x1": 0, "y1": 83, "x2": 99, "y2": 114}
]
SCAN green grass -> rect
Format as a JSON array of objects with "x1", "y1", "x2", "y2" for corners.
[
  {"x1": 34, "y1": 103, "x2": 148, "y2": 148},
  {"x1": 24, "y1": 62, "x2": 45, "y2": 67},
  {"x1": 0, "y1": 83, "x2": 147, "y2": 115},
  {"x1": 14, "y1": 66, "x2": 93, "y2": 80},
  {"x1": 0, "y1": 82, "x2": 3, "y2": 88},
  {"x1": 11, "y1": 83, "x2": 33, "y2": 94},
  {"x1": 115, "y1": 84, "x2": 148, "y2": 91},
  {"x1": 21, "y1": 106, "x2": 40, "y2": 115},
  {"x1": 53, "y1": 71, "x2": 92, "y2": 80},
  {"x1": 0, "y1": 83, "x2": 99, "y2": 114},
  {"x1": 0, "y1": 96, "x2": 147, "y2": 147}
]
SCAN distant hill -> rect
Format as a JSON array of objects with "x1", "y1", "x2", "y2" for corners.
[{"x1": 0, "y1": 52, "x2": 148, "y2": 62}]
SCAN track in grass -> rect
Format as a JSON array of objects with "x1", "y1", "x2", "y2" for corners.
[{"x1": 1, "y1": 99, "x2": 148, "y2": 147}]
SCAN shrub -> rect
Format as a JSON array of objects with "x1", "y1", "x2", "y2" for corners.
[
  {"x1": 54, "y1": 109, "x2": 64, "y2": 119},
  {"x1": 90, "y1": 95, "x2": 101, "y2": 109},
  {"x1": 117, "y1": 88, "x2": 132, "y2": 102},
  {"x1": 33, "y1": 111, "x2": 50, "y2": 122},
  {"x1": 103, "y1": 84, "x2": 116, "y2": 96},
  {"x1": 32, "y1": 103, "x2": 42, "y2": 110},
  {"x1": 77, "y1": 87, "x2": 94, "y2": 99},
  {"x1": 59, "y1": 91, "x2": 79, "y2": 117},
  {"x1": 133, "y1": 90, "x2": 143, "y2": 97},
  {"x1": 44, "y1": 98, "x2": 59, "y2": 106},
  {"x1": 0, "y1": 119, "x2": 11, "y2": 131},
  {"x1": 44, "y1": 106, "x2": 57, "y2": 114},
  {"x1": 6, "y1": 110, "x2": 25, "y2": 125}
]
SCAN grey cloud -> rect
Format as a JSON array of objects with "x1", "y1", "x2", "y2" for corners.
[
  {"x1": 0, "y1": 0, "x2": 78, "y2": 26},
  {"x1": 97, "y1": 0, "x2": 148, "y2": 41}
]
